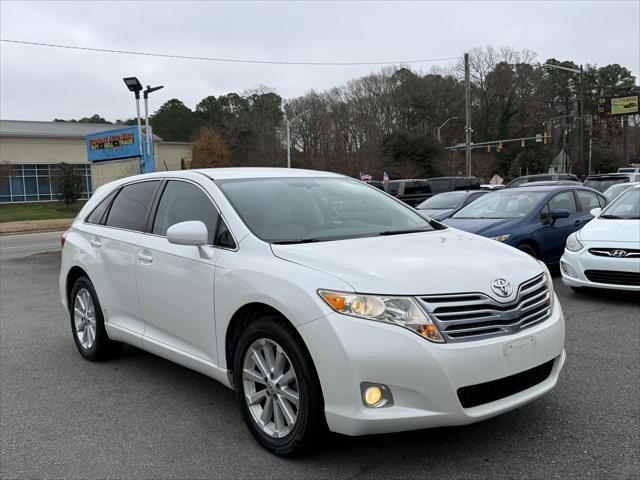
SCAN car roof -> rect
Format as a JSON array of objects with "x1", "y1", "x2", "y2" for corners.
[{"x1": 493, "y1": 185, "x2": 595, "y2": 193}]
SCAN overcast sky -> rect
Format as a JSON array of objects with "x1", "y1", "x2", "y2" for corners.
[{"x1": 1, "y1": 1, "x2": 638, "y2": 122}]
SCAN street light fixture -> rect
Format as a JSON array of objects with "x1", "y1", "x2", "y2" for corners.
[
  {"x1": 123, "y1": 77, "x2": 144, "y2": 159},
  {"x1": 285, "y1": 109, "x2": 311, "y2": 168},
  {"x1": 143, "y1": 85, "x2": 164, "y2": 156},
  {"x1": 437, "y1": 116, "x2": 457, "y2": 143}
]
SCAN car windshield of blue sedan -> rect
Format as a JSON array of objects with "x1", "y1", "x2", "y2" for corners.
[
  {"x1": 216, "y1": 177, "x2": 438, "y2": 243},
  {"x1": 452, "y1": 191, "x2": 546, "y2": 219},
  {"x1": 599, "y1": 188, "x2": 640, "y2": 219},
  {"x1": 418, "y1": 191, "x2": 468, "y2": 209}
]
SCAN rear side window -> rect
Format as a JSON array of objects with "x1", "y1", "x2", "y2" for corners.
[
  {"x1": 404, "y1": 181, "x2": 431, "y2": 195},
  {"x1": 454, "y1": 178, "x2": 469, "y2": 190},
  {"x1": 429, "y1": 179, "x2": 451, "y2": 193},
  {"x1": 105, "y1": 181, "x2": 160, "y2": 232},
  {"x1": 548, "y1": 191, "x2": 577, "y2": 213},
  {"x1": 86, "y1": 189, "x2": 118, "y2": 224},
  {"x1": 576, "y1": 190, "x2": 601, "y2": 212},
  {"x1": 152, "y1": 181, "x2": 219, "y2": 244}
]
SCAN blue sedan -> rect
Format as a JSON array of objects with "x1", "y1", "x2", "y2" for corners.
[{"x1": 443, "y1": 186, "x2": 607, "y2": 264}]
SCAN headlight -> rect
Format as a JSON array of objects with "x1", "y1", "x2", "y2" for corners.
[
  {"x1": 490, "y1": 234, "x2": 511, "y2": 242},
  {"x1": 565, "y1": 232, "x2": 583, "y2": 252},
  {"x1": 537, "y1": 260, "x2": 555, "y2": 311},
  {"x1": 318, "y1": 290, "x2": 444, "y2": 342}
]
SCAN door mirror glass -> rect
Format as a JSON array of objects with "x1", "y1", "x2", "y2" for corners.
[
  {"x1": 167, "y1": 221, "x2": 209, "y2": 246},
  {"x1": 589, "y1": 207, "x2": 602, "y2": 217},
  {"x1": 551, "y1": 208, "x2": 571, "y2": 219}
]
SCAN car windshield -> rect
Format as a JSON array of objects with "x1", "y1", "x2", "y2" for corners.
[
  {"x1": 417, "y1": 191, "x2": 468, "y2": 209},
  {"x1": 452, "y1": 191, "x2": 546, "y2": 219},
  {"x1": 216, "y1": 177, "x2": 438, "y2": 242},
  {"x1": 599, "y1": 187, "x2": 640, "y2": 219},
  {"x1": 583, "y1": 178, "x2": 628, "y2": 192},
  {"x1": 604, "y1": 183, "x2": 637, "y2": 200}
]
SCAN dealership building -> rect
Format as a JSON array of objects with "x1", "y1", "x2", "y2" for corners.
[{"x1": 0, "y1": 120, "x2": 192, "y2": 203}]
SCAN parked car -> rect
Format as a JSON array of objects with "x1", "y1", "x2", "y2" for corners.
[
  {"x1": 505, "y1": 173, "x2": 578, "y2": 188},
  {"x1": 385, "y1": 179, "x2": 432, "y2": 206},
  {"x1": 516, "y1": 180, "x2": 582, "y2": 187},
  {"x1": 561, "y1": 184, "x2": 639, "y2": 291},
  {"x1": 602, "y1": 181, "x2": 640, "y2": 201},
  {"x1": 416, "y1": 190, "x2": 487, "y2": 220},
  {"x1": 583, "y1": 173, "x2": 640, "y2": 193},
  {"x1": 428, "y1": 176, "x2": 481, "y2": 193},
  {"x1": 443, "y1": 185, "x2": 607, "y2": 264},
  {"x1": 481, "y1": 184, "x2": 506, "y2": 190},
  {"x1": 59, "y1": 168, "x2": 565, "y2": 456}
]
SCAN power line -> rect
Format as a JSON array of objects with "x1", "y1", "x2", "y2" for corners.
[{"x1": 0, "y1": 39, "x2": 461, "y2": 66}]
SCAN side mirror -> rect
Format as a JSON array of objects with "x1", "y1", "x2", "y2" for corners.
[
  {"x1": 589, "y1": 207, "x2": 602, "y2": 217},
  {"x1": 551, "y1": 209, "x2": 571, "y2": 220},
  {"x1": 167, "y1": 221, "x2": 208, "y2": 246}
]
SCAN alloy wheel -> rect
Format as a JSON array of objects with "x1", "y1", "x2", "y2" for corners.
[{"x1": 73, "y1": 288, "x2": 97, "y2": 350}]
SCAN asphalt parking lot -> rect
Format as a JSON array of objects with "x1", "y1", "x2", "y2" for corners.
[{"x1": 1, "y1": 253, "x2": 638, "y2": 479}]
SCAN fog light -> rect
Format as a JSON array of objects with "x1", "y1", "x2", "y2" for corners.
[
  {"x1": 364, "y1": 386, "x2": 382, "y2": 405},
  {"x1": 361, "y1": 383, "x2": 393, "y2": 408},
  {"x1": 560, "y1": 260, "x2": 577, "y2": 278}
]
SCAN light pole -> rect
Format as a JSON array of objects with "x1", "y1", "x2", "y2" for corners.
[
  {"x1": 143, "y1": 85, "x2": 164, "y2": 158},
  {"x1": 285, "y1": 109, "x2": 310, "y2": 168},
  {"x1": 437, "y1": 116, "x2": 457, "y2": 143},
  {"x1": 543, "y1": 63, "x2": 584, "y2": 175},
  {"x1": 122, "y1": 77, "x2": 144, "y2": 159}
]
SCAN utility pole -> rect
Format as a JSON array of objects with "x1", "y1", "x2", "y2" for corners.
[
  {"x1": 464, "y1": 52, "x2": 472, "y2": 176},
  {"x1": 579, "y1": 65, "x2": 585, "y2": 175},
  {"x1": 623, "y1": 115, "x2": 629, "y2": 164},
  {"x1": 285, "y1": 109, "x2": 310, "y2": 168}
]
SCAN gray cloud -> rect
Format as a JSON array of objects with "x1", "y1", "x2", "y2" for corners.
[{"x1": 1, "y1": 0, "x2": 638, "y2": 121}]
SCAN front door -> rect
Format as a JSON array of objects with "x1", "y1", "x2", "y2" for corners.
[
  {"x1": 538, "y1": 190, "x2": 580, "y2": 262},
  {"x1": 136, "y1": 180, "x2": 222, "y2": 363}
]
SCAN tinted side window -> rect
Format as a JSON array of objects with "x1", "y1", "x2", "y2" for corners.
[
  {"x1": 86, "y1": 189, "x2": 118, "y2": 224},
  {"x1": 105, "y1": 181, "x2": 160, "y2": 231},
  {"x1": 153, "y1": 181, "x2": 219, "y2": 244},
  {"x1": 548, "y1": 191, "x2": 577, "y2": 213},
  {"x1": 215, "y1": 220, "x2": 236, "y2": 249},
  {"x1": 536, "y1": 176, "x2": 552, "y2": 182},
  {"x1": 429, "y1": 179, "x2": 451, "y2": 193},
  {"x1": 454, "y1": 178, "x2": 469, "y2": 190},
  {"x1": 404, "y1": 181, "x2": 431, "y2": 195},
  {"x1": 386, "y1": 182, "x2": 400, "y2": 195},
  {"x1": 597, "y1": 195, "x2": 607, "y2": 208},
  {"x1": 539, "y1": 203, "x2": 551, "y2": 222},
  {"x1": 576, "y1": 190, "x2": 601, "y2": 212}
]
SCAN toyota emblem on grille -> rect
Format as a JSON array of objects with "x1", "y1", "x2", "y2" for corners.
[
  {"x1": 610, "y1": 249, "x2": 627, "y2": 257},
  {"x1": 491, "y1": 278, "x2": 513, "y2": 297}
]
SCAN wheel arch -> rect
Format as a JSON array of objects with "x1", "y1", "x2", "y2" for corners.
[
  {"x1": 517, "y1": 238, "x2": 541, "y2": 258},
  {"x1": 66, "y1": 265, "x2": 90, "y2": 304}
]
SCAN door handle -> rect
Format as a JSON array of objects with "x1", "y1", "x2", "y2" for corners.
[
  {"x1": 137, "y1": 252, "x2": 153, "y2": 264},
  {"x1": 90, "y1": 239, "x2": 101, "y2": 249}
]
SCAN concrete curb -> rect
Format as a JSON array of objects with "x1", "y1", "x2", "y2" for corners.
[{"x1": 0, "y1": 219, "x2": 73, "y2": 236}]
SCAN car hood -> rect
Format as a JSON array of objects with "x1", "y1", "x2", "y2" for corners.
[
  {"x1": 270, "y1": 228, "x2": 542, "y2": 297},
  {"x1": 442, "y1": 217, "x2": 521, "y2": 236},
  {"x1": 418, "y1": 208, "x2": 454, "y2": 220},
  {"x1": 580, "y1": 218, "x2": 640, "y2": 242}
]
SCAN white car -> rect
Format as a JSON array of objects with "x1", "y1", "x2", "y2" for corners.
[
  {"x1": 561, "y1": 184, "x2": 640, "y2": 291},
  {"x1": 602, "y1": 181, "x2": 639, "y2": 202},
  {"x1": 59, "y1": 168, "x2": 565, "y2": 456}
]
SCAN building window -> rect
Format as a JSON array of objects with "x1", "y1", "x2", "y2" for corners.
[{"x1": 0, "y1": 163, "x2": 92, "y2": 203}]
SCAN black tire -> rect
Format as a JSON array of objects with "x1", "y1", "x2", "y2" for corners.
[
  {"x1": 517, "y1": 242, "x2": 538, "y2": 258},
  {"x1": 233, "y1": 315, "x2": 325, "y2": 457},
  {"x1": 69, "y1": 276, "x2": 119, "y2": 361}
]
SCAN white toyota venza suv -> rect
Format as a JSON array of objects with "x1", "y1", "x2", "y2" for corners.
[{"x1": 59, "y1": 168, "x2": 565, "y2": 456}]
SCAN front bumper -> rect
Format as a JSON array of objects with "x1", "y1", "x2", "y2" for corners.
[
  {"x1": 298, "y1": 300, "x2": 565, "y2": 436},
  {"x1": 560, "y1": 247, "x2": 640, "y2": 292}
]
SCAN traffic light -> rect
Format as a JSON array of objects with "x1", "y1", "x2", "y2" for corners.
[
  {"x1": 543, "y1": 132, "x2": 548, "y2": 145},
  {"x1": 486, "y1": 145, "x2": 491, "y2": 152},
  {"x1": 497, "y1": 142, "x2": 502, "y2": 152},
  {"x1": 521, "y1": 139, "x2": 525, "y2": 147}
]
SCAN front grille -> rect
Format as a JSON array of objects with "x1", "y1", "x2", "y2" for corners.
[
  {"x1": 419, "y1": 274, "x2": 551, "y2": 342},
  {"x1": 584, "y1": 269, "x2": 640, "y2": 286},
  {"x1": 588, "y1": 248, "x2": 640, "y2": 258},
  {"x1": 457, "y1": 359, "x2": 555, "y2": 408}
]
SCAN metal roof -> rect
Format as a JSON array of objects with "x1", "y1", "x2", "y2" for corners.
[{"x1": 0, "y1": 119, "x2": 162, "y2": 141}]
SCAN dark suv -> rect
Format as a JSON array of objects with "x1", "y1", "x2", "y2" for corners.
[{"x1": 385, "y1": 177, "x2": 481, "y2": 207}]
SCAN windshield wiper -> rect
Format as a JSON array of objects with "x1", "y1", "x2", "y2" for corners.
[
  {"x1": 378, "y1": 228, "x2": 432, "y2": 236},
  {"x1": 270, "y1": 238, "x2": 321, "y2": 245},
  {"x1": 599, "y1": 214, "x2": 622, "y2": 219}
]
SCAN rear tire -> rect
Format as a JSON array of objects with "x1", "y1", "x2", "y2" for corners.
[
  {"x1": 69, "y1": 276, "x2": 119, "y2": 361},
  {"x1": 233, "y1": 316, "x2": 325, "y2": 456},
  {"x1": 517, "y1": 242, "x2": 538, "y2": 258}
]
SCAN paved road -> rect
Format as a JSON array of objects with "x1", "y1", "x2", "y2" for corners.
[
  {"x1": 0, "y1": 231, "x2": 63, "y2": 260},
  {"x1": 1, "y1": 254, "x2": 638, "y2": 479}
]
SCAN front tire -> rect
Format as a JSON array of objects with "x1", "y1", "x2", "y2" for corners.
[
  {"x1": 517, "y1": 242, "x2": 538, "y2": 258},
  {"x1": 69, "y1": 276, "x2": 118, "y2": 361},
  {"x1": 233, "y1": 316, "x2": 325, "y2": 456}
]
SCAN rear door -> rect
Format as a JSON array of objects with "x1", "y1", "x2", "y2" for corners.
[
  {"x1": 136, "y1": 179, "x2": 231, "y2": 363},
  {"x1": 88, "y1": 180, "x2": 161, "y2": 345}
]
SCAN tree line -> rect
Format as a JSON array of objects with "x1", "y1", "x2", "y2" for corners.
[{"x1": 56, "y1": 46, "x2": 639, "y2": 180}]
